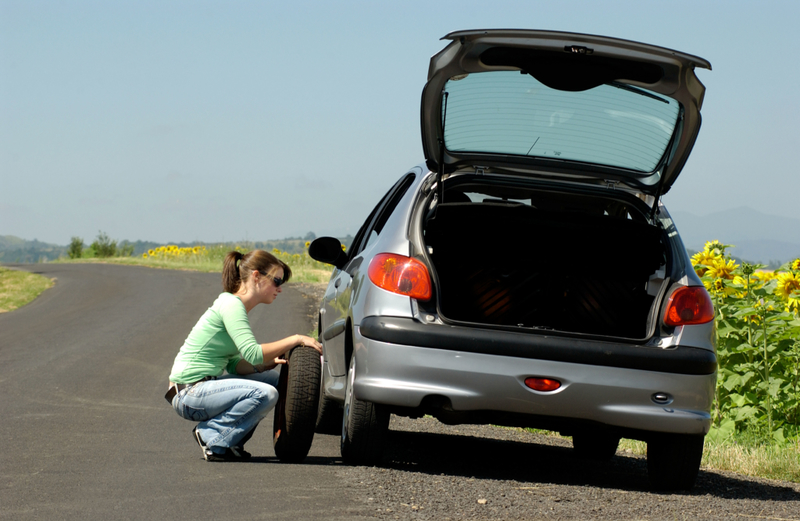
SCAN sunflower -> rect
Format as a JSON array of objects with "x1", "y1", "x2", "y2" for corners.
[
  {"x1": 691, "y1": 250, "x2": 721, "y2": 276},
  {"x1": 792, "y1": 258, "x2": 800, "y2": 271},
  {"x1": 775, "y1": 272, "x2": 800, "y2": 300},
  {"x1": 703, "y1": 240, "x2": 729, "y2": 255},
  {"x1": 709, "y1": 277, "x2": 737, "y2": 297},
  {"x1": 787, "y1": 297, "x2": 800, "y2": 315},
  {"x1": 691, "y1": 250, "x2": 720, "y2": 267},
  {"x1": 305, "y1": 241, "x2": 311, "y2": 248},
  {"x1": 732, "y1": 275, "x2": 757, "y2": 298},
  {"x1": 706, "y1": 258, "x2": 738, "y2": 280},
  {"x1": 754, "y1": 270, "x2": 777, "y2": 283}
]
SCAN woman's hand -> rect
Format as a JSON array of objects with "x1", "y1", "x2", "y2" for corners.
[
  {"x1": 295, "y1": 334, "x2": 323, "y2": 354},
  {"x1": 260, "y1": 334, "x2": 323, "y2": 362},
  {"x1": 261, "y1": 358, "x2": 287, "y2": 371}
]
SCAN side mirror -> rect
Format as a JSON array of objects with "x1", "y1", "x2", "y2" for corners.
[{"x1": 308, "y1": 237, "x2": 348, "y2": 269}]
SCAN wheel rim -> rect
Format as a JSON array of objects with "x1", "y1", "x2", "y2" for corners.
[{"x1": 341, "y1": 357, "x2": 355, "y2": 445}]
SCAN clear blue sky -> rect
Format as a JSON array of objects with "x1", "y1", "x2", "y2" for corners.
[{"x1": 2, "y1": 0, "x2": 798, "y2": 245}]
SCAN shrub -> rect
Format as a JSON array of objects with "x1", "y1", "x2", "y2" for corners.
[
  {"x1": 91, "y1": 231, "x2": 116, "y2": 258},
  {"x1": 68, "y1": 237, "x2": 84, "y2": 259},
  {"x1": 116, "y1": 241, "x2": 134, "y2": 257}
]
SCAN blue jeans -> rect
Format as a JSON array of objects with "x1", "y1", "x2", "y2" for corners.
[{"x1": 171, "y1": 370, "x2": 280, "y2": 454}]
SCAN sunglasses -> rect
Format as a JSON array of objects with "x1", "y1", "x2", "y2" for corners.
[{"x1": 259, "y1": 271, "x2": 285, "y2": 287}]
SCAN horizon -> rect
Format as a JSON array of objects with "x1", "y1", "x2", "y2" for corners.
[{"x1": 4, "y1": 203, "x2": 799, "y2": 262}]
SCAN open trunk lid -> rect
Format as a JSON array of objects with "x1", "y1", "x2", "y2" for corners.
[{"x1": 421, "y1": 29, "x2": 711, "y2": 196}]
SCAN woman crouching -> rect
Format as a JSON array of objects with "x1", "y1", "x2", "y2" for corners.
[{"x1": 166, "y1": 249, "x2": 322, "y2": 461}]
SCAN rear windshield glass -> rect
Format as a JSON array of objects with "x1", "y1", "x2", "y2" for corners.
[{"x1": 442, "y1": 71, "x2": 679, "y2": 173}]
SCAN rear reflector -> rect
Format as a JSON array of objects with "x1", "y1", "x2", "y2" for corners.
[
  {"x1": 663, "y1": 286, "x2": 715, "y2": 326},
  {"x1": 524, "y1": 377, "x2": 561, "y2": 392},
  {"x1": 368, "y1": 253, "x2": 432, "y2": 301}
]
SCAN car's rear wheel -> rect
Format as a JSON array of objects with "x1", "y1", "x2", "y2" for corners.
[
  {"x1": 340, "y1": 355, "x2": 389, "y2": 465},
  {"x1": 647, "y1": 433, "x2": 705, "y2": 491},
  {"x1": 315, "y1": 351, "x2": 343, "y2": 435},
  {"x1": 572, "y1": 431, "x2": 620, "y2": 461},
  {"x1": 272, "y1": 346, "x2": 321, "y2": 463}
]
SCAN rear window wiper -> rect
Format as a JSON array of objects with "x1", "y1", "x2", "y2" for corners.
[{"x1": 608, "y1": 81, "x2": 669, "y2": 104}]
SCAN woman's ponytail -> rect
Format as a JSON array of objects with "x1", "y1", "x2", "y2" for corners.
[
  {"x1": 221, "y1": 249, "x2": 292, "y2": 294},
  {"x1": 222, "y1": 250, "x2": 244, "y2": 293}
]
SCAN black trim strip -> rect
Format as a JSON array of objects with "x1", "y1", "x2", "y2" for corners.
[
  {"x1": 322, "y1": 320, "x2": 346, "y2": 341},
  {"x1": 360, "y1": 316, "x2": 716, "y2": 375}
]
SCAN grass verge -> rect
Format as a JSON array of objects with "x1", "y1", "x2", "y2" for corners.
[
  {"x1": 525, "y1": 430, "x2": 800, "y2": 483},
  {"x1": 0, "y1": 267, "x2": 54, "y2": 313},
  {"x1": 54, "y1": 254, "x2": 333, "y2": 284},
  {"x1": 619, "y1": 436, "x2": 800, "y2": 483}
]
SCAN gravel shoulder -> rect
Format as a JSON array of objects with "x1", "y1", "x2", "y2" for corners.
[
  {"x1": 290, "y1": 281, "x2": 327, "y2": 333},
  {"x1": 336, "y1": 416, "x2": 800, "y2": 520}
]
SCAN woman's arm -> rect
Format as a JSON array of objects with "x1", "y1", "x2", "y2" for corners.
[
  {"x1": 260, "y1": 334, "x2": 322, "y2": 361},
  {"x1": 233, "y1": 335, "x2": 321, "y2": 374},
  {"x1": 234, "y1": 358, "x2": 286, "y2": 374}
]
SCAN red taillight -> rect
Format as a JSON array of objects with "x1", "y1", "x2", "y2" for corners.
[
  {"x1": 368, "y1": 253, "x2": 432, "y2": 301},
  {"x1": 663, "y1": 286, "x2": 715, "y2": 326},
  {"x1": 524, "y1": 377, "x2": 561, "y2": 392}
]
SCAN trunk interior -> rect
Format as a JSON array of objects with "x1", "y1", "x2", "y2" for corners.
[{"x1": 423, "y1": 190, "x2": 667, "y2": 339}]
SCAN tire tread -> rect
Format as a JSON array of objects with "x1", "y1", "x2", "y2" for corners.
[{"x1": 273, "y1": 346, "x2": 321, "y2": 462}]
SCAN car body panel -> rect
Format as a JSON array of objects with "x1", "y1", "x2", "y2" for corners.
[{"x1": 352, "y1": 329, "x2": 714, "y2": 436}]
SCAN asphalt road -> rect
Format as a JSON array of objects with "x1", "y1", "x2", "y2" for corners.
[
  {"x1": 0, "y1": 263, "x2": 356, "y2": 521},
  {"x1": 2, "y1": 263, "x2": 799, "y2": 520}
]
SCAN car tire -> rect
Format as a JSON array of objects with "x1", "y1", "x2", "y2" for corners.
[
  {"x1": 647, "y1": 433, "x2": 705, "y2": 491},
  {"x1": 315, "y1": 352, "x2": 343, "y2": 435},
  {"x1": 572, "y1": 431, "x2": 620, "y2": 461},
  {"x1": 272, "y1": 346, "x2": 321, "y2": 463},
  {"x1": 340, "y1": 355, "x2": 389, "y2": 465}
]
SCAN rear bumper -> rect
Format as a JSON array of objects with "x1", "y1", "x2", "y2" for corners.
[
  {"x1": 360, "y1": 316, "x2": 717, "y2": 375},
  {"x1": 354, "y1": 317, "x2": 715, "y2": 436}
]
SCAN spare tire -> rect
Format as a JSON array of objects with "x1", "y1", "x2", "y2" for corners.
[{"x1": 272, "y1": 346, "x2": 321, "y2": 462}]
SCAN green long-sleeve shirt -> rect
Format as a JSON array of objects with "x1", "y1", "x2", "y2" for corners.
[{"x1": 168, "y1": 292, "x2": 264, "y2": 384}]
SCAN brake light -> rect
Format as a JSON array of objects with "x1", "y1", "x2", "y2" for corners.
[
  {"x1": 368, "y1": 253, "x2": 432, "y2": 301},
  {"x1": 663, "y1": 286, "x2": 715, "y2": 326},
  {"x1": 525, "y1": 377, "x2": 561, "y2": 392}
]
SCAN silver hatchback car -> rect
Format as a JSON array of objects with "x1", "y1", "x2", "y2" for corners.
[{"x1": 308, "y1": 29, "x2": 716, "y2": 491}]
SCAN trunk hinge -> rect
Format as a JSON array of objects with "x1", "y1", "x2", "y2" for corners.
[
  {"x1": 475, "y1": 166, "x2": 486, "y2": 175},
  {"x1": 649, "y1": 108, "x2": 683, "y2": 221},
  {"x1": 436, "y1": 91, "x2": 450, "y2": 207},
  {"x1": 605, "y1": 179, "x2": 619, "y2": 190},
  {"x1": 649, "y1": 168, "x2": 667, "y2": 221}
]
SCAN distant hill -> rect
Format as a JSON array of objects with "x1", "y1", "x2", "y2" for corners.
[
  {"x1": 669, "y1": 207, "x2": 800, "y2": 264},
  {"x1": 0, "y1": 236, "x2": 67, "y2": 263}
]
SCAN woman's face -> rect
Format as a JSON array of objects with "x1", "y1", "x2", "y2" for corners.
[{"x1": 256, "y1": 267, "x2": 284, "y2": 305}]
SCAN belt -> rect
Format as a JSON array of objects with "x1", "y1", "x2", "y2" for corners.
[{"x1": 164, "y1": 376, "x2": 216, "y2": 404}]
